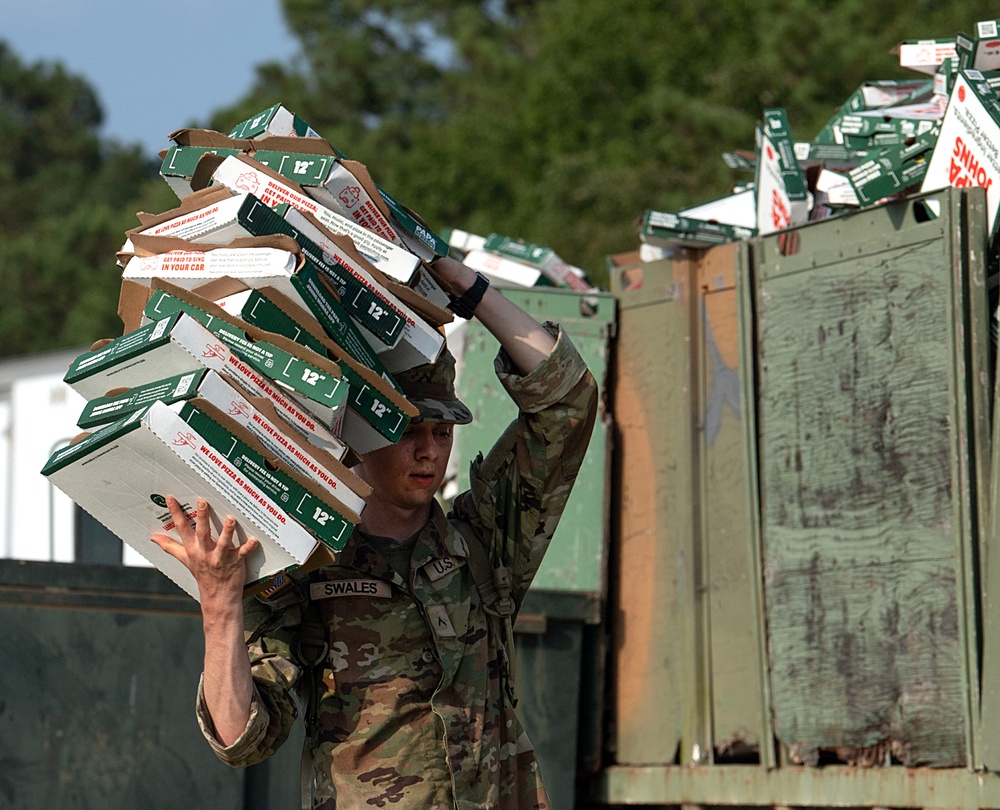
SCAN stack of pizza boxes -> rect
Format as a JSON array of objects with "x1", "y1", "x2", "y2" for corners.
[{"x1": 42, "y1": 104, "x2": 458, "y2": 602}]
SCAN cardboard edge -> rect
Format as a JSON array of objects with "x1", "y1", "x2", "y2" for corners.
[
  {"x1": 132, "y1": 186, "x2": 236, "y2": 230},
  {"x1": 323, "y1": 231, "x2": 452, "y2": 327},
  {"x1": 339, "y1": 158, "x2": 394, "y2": 221}
]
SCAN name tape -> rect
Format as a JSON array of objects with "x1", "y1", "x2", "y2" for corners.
[{"x1": 310, "y1": 579, "x2": 392, "y2": 600}]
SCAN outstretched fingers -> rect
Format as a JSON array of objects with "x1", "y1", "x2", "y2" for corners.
[
  {"x1": 150, "y1": 496, "x2": 257, "y2": 566},
  {"x1": 150, "y1": 495, "x2": 197, "y2": 564}
]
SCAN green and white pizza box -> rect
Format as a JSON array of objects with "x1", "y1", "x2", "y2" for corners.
[
  {"x1": 278, "y1": 206, "x2": 448, "y2": 372},
  {"x1": 227, "y1": 103, "x2": 324, "y2": 140},
  {"x1": 161, "y1": 144, "x2": 244, "y2": 198},
  {"x1": 167, "y1": 141, "x2": 421, "y2": 284},
  {"x1": 135, "y1": 281, "x2": 349, "y2": 433},
  {"x1": 813, "y1": 80, "x2": 934, "y2": 145},
  {"x1": 159, "y1": 129, "x2": 258, "y2": 197},
  {"x1": 956, "y1": 20, "x2": 1000, "y2": 72},
  {"x1": 209, "y1": 151, "x2": 403, "y2": 249},
  {"x1": 481, "y1": 234, "x2": 592, "y2": 292},
  {"x1": 754, "y1": 108, "x2": 811, "y2": 235},
  {"x1": 75, "y1": 368, "x2": 370, "y2": 516},
  {"x1": 122, "y1": 190, "x2": 419, "y2": 353},
  {"x1": 375, "y1": 185, "x2": 450, "y2": 262},
  {"x1": 836, "y1": 105, "x2": 942, "y2": 140},
  {"x1": 216, "y1": 283, "x2": 417, "y2": 454},
  {"x1": 640, "y1": 210, "x2": 755, "y2": 249},
  {"x1": 40, "y1": 400, "x2": 329, "y2": 602},
  {"x1": 849, "y1": 128, "x2": 938, "y2": 206},
  {"x1": 441, "y1": 227, "x2": 487, "y2": 254},
  {"x1": 162, "y1": 147, "x2": 414, "y2": 289},
  {"x1": 233, "y1": 191, "x2": 409, "y2": 346},
  {"x1": 64, "y1": 309, "x2": 345, "y2": 457},
  {"x1": 123, "y1": 187, "x2": 253, "y2": 248},
  {"x1": 267, "y1": 170, "x2": 420, "y2": 282},
  {"x1": 896, "y1": 38, "x2": 958, "y2": 75},
  {"x1": 76, "y1": 369, "x2": 210, "y2": 430},
  {"x1": 815, "y1": 169, "x2": 860, "y2": 207},
  {"x1": 679, "y1": 187, "x2": 757, "y2": 229},
  {"x1": 793, "y1": 141, "x2": 879, "y2": 171},
  {"x1": 120, "y1": 239, "x2": 305, "y2": 302},
  {"x1": 204, "y1": 156, "x2": 449, "y2": 365},
  {"x1": 173, "y1": 396, "x2": 360, "y2": 548},
  {"x1": 460, "y1": 248, "x2": 545, "y2": 287}
]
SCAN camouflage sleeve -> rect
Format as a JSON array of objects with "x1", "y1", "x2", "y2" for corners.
[
  {"x1": 195, "y1": 596, "x2": 305, "y2": 768},
  {"x1": 452, "y1": 322, "x2": 598, "y2": 605}
]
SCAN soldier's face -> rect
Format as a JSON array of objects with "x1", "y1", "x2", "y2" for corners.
[{"x1": 358, "y1": 421, "x2": 454, "y2": 512}]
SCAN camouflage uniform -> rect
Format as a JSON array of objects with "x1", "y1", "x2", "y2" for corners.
[{"x1": 196, "y1": 323, "x2": 598, "y2": 809}]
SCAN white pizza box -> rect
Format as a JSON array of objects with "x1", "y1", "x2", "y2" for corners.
[{"x1": 41, "y1": 400, "x2": 329, "y2": 602}]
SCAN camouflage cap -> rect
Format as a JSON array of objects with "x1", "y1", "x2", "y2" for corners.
[{"x1": 393, "y1": 347, "x2": 473, "y2": 424}]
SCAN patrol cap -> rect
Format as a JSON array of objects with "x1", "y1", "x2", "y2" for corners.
[{"x1": 394, "y1": 347, "x2": 473, "y2": 424}]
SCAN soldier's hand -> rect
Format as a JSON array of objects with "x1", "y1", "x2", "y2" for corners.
[{"x1": 150, "y1": 496, "x2": 258, "y2": 605}]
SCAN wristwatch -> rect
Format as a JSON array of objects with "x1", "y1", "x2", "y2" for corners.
[{"x1": 446, "y1": 271, "x2": 490, "y2": 319}]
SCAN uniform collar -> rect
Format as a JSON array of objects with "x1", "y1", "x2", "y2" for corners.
[
  {"x1": 334, "y1": 500, "x2": 468, "y2": 580},
  {"x1": 410, "y1": 500, "x2": 469, "y2": 571}
]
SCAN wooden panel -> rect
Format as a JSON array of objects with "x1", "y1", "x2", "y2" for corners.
[
  {"x1": 696, "y1": 245, "x2": 766, "y2": 756},
  {"x1": 610, "y1": 258, "x2": 699, "y2": 764},
  {"x1": 753, "y1": 193, "x2": 983, "y2": 767}
]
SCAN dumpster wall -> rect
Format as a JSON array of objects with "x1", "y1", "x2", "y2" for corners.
[
  {"x1": 595, "y1": 186, "x2": 1000, "y2": 808},
  {"x1": 0, "y1": 560, "x2": 302, "y2": 809},
  {"x1": 609, "y1": 244, "x2": 766, "y2": 768},
  {"x1": 753, "y1": 188, "x2": 990, "y2": 768}
]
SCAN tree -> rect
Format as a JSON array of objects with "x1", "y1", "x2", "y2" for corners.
[{"x1": 0, "y1": 44, "x2": 172, "y2": 356}]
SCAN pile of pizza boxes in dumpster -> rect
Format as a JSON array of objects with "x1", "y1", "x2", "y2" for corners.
[
  {"x1": 639, "y1": 17, "x2": 1000, "y2": 259},
  {"x1": 40, "y1": 103, "x2": 534, "y2": 601}
]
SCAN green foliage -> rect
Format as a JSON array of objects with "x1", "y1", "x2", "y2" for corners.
[
  {"x1": 0, "y1": 43, "x2": 170, "y2": 355},
  {"x1": 0, "y1": 44, "x2": 167, "y2": 357}
]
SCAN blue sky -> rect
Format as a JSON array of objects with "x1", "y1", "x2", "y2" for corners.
[{"x1": 5, "y1": 0, "x2": 301, "y2": 158}]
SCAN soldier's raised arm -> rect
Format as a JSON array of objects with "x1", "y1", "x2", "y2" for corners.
[{"x1": 429, "y1": 255, "x2": 556, "y2": 374}]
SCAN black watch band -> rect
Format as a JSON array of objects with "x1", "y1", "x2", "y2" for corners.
[{"x1": 447, "y1": 271, "x2": 490, "y2": 319}]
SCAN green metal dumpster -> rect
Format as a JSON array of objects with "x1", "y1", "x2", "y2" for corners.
[
  {"x1": 0, "y1": 559, "x2": 302, "y2": 809},
  {"x1": 594, "y1": 186, "x2": 1000, "y2": 808}
]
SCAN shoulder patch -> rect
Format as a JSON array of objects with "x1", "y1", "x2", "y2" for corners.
[{"x1": 257, "y1": 572, "x2": 294, "y2": 600}]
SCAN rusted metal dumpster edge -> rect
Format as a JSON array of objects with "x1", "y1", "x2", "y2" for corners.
[{"x1": 589, "y1": 763, "x2": 1000, "y2": 808}]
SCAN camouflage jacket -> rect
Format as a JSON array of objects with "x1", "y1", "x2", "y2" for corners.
[{"x1": 196, "y1": 323, "x2": 598, "y2": 809}]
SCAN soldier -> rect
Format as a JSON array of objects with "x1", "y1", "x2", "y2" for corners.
[{"x1": 151, "y1": 255, "x2": 599, "y2": 808}]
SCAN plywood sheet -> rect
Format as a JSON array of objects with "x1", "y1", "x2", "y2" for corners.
[{"x1": 753, "y1": 193, "x2": 984, "y2": 767}]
